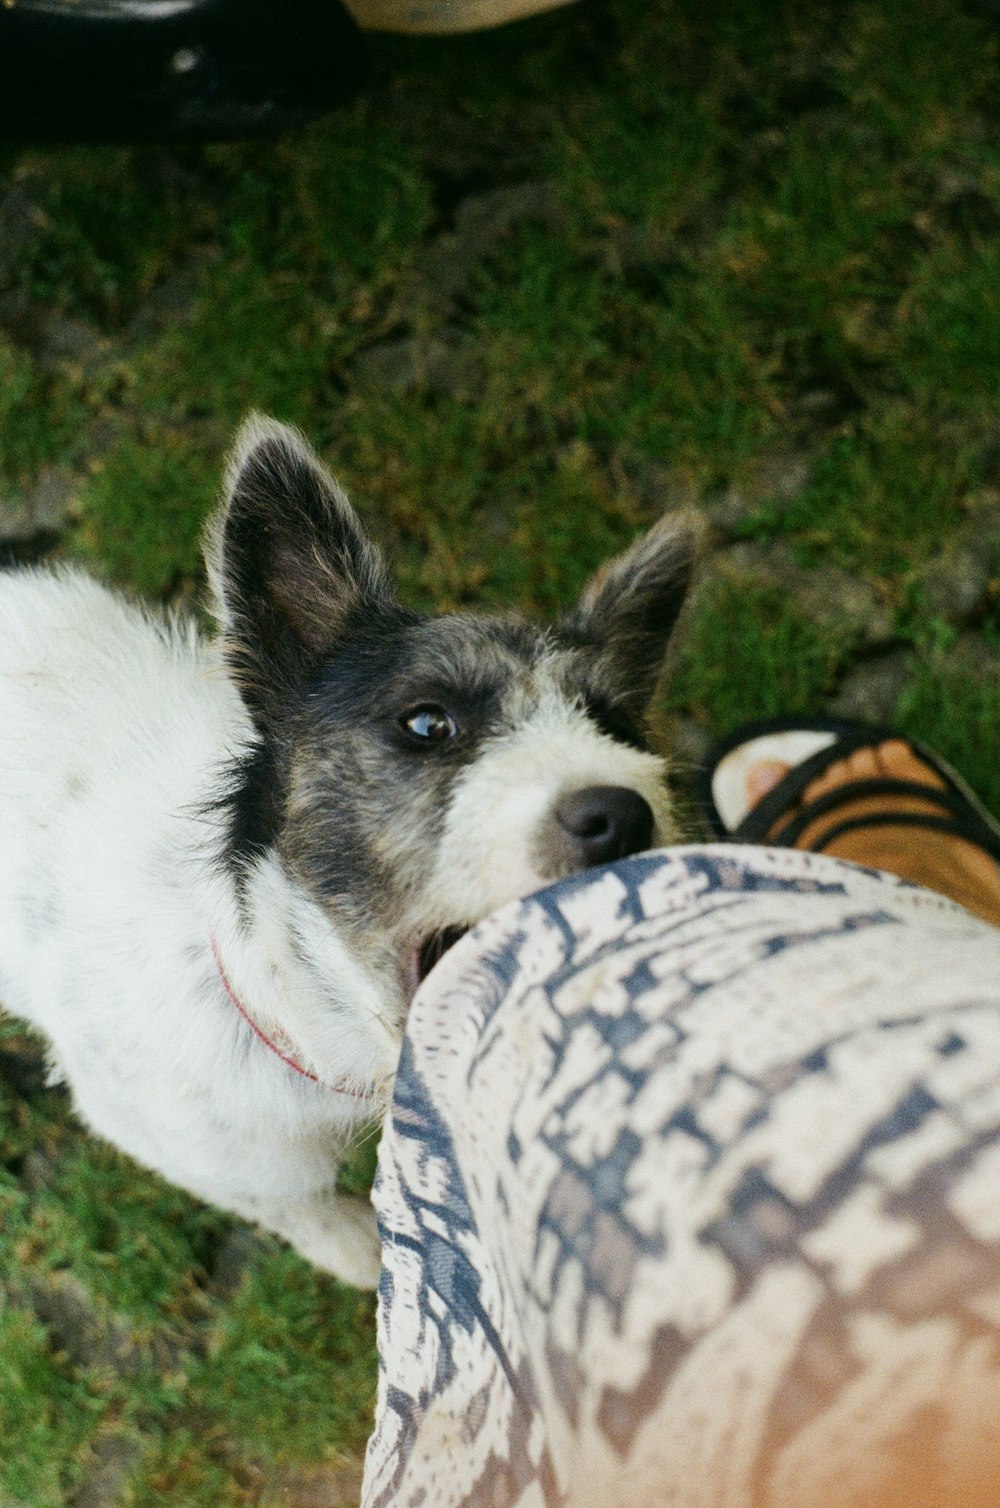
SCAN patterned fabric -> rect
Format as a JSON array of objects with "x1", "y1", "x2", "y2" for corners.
[{"x1": 361, "y1": 846, "x2": 1000, "y2": 1507}]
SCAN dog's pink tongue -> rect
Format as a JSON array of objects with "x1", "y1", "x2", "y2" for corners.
[{"x1": 404, "y1": 948, "x2": 423, "y2": 1002}]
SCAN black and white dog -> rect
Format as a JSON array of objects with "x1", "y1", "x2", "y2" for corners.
[{"x1": 0, "y1": 417, "x2": 698, "y2": 1287}]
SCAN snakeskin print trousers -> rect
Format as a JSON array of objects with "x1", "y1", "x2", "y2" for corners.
[{"x1": 361, "y1": 845, "x2": 1000, "y2": 1507}]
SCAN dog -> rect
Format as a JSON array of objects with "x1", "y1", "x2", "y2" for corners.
[{"x1": 0, "y1": 415, "x2": 698, "y2": 1287}]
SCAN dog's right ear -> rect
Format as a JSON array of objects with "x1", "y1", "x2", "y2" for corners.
[
  {"x1": 564, "y1": 511, "x2": 703, "y2": 724},
  {"x1": 206, "y1": 414, "x2": 394, "y2": 728}
]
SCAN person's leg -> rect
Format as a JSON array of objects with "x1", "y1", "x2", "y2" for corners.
[{"x1": 362, "y1": 847, "x2": 1000, "y2": 1508}]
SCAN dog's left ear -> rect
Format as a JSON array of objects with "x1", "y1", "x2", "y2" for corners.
[
  {"x1": 206, "y1": 414, "x2": 394, "y2": 728},
  {"x1": 565, "y1": 512, "x2": 702, "y2": 722}
]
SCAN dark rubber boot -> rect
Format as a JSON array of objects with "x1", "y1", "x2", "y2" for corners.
[{"x1": 0, "y1": 0, "x2": 367, "y2": 142}]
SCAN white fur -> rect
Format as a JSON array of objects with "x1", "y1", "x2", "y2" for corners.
[
  {"x1": 0, "y1": 551, "x2": 682, "y2": 1290},
  {"x1": 0, "y1": 567, "x2": 392, "y2": 1285},
  {"x1": 426, "y1": 672, "x2": 675, "y2": 923}
]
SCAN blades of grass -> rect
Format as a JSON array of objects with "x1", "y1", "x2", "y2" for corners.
[
  {"x1": 667, "y1": 576, "x2": 860, "y2": 736},
  {"x1": 896, "y1": 647, "x2": 1000, "y2": 820}
]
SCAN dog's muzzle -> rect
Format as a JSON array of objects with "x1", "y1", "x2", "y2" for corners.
[{"x1": 405, "y1": 787, "x2": 656, "y2": 1001}]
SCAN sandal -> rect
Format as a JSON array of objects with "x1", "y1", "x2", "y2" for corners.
[{"x1": 698, "y1": 716, "x2": 1000, "y2": 862}]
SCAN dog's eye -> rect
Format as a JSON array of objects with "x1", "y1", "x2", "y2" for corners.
[{"x1": 401, "y1": 705, "x2": 459, "y2": 744}]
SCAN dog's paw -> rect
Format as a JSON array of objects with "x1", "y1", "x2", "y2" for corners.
[
  {"x1": 321, "y1": 1193, "x2": 382, "y2": 1289},
  {"x1": 269, "y1": 1190, "x2": 382, "y2": 1289}
]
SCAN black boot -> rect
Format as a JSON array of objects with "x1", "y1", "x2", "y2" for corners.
[{"x1": 0, "y1": 0, "x2": 367, "y2": 142}]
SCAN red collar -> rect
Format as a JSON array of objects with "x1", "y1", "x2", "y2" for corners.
[{"x1": 211, "y1": 935, "x2": 365, "y2": 1099}]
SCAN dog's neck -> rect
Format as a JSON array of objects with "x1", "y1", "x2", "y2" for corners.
[
  {"x1": 208, "y1": 851, "x2": 400, "y2": 1107},
  {"x1": 210, "y1": 933, "x2": 335, "y2": 1090}
]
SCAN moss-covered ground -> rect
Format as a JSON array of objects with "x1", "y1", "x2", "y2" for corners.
[{"x1": 3, "y1": 1, "x2": 1000, "y2": 1500}]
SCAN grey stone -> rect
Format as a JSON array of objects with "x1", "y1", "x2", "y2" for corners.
[
  {"x1": 26, "y1": 1270, "x2": 185, "y2": 1376},
  {"x1": 0, "y1": 289, "x2": 101, "y2": 364},
  {"x1": 20, "y1": 1145, "x2": 59, "y2": 1191},
  {"x1": 125, "y1": 259, "x2": 205, "y2": 344},
  {"x1": 921, "y1": 540, "x2": 992, "y2": 624},
  {"x1": 27, "y1": 1271, "x2": 145, "y2": 1376},
  {"x1": 611, "y1": 451, "x2": 701, "y2": 518},
  {"x1": 705, "y1": 453, "x2": 812, "y2": 537},
  {"x1": 706, "y1": 541, "x2": 896, "y2": 649},
  {"x1": 413, "y1": 180, "x2": 562, "y2": 316},
  {"x1": 603, "y1": 222, "x2": 678, "y2": 272},
  {"x1": 0, "y1": 183, "x2": 44, "y2": 283},
  {"x1": 26, "y1": 468, "x2": 74, "y2": 532},
  {"x1": 828, "y1": 649, "x2": 916, "y2": 725},
  {"x1": 942, "y1": 634, "x2": 1000, "y2": 680},
  {"x1": 794, "y1": 566, "x2": 896, "y2": 648},
  {"x1": 965, "y1": 485, "x2": 1000, "y2": 521},
  {"x1": 920, "y1": 492, "x2": 1000, "y2": 625},
  {"x1": 210, "y1": 1225, "x2": 270, "y2": 1298},
  {"x1": 71, "y1": 1430, "x2": 144, "y2": 1508},
  {"x1": 39, "y1": 314, "x2": 99, "y2": 361},
  {"x1": 455, "y1": 181, "x2": 555, "y2": 238},
  {"x1": 0, "y1": 468, "x2": 74, "y2": 545},
  {"x1": 796, "y1": 388, "x2": 840, "y2": 415},
  {"x1": 353, "y1": 335, "x2": 474, "y2": 398}
]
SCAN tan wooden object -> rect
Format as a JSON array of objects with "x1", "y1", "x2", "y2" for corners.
[{"x1": 342, "y1": 0, "x2": 577, "y2": 34}]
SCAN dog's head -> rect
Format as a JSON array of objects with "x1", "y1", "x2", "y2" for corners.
[{"x1": 207, "y1": 416, "x2": 699, "y2": 1037}]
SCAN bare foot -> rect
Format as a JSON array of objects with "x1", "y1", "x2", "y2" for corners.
[{"x1": 748, "y1": 740, "x2": 1000, "y2": 928}]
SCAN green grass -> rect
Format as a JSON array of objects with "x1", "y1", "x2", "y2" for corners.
[
  {"x1": 732, "y1": 406, "x2": 981, "y2": 577},
  {"x1": 72, "y1": 430, "x2": 216, "y2": 595},
  {"x1": 191, "y1": 1248, "x2": 377, "y2": 1462},
  {"x1": 0, "y1": 1302, "x2": 104, "y2": 1507},
  {"x1": 897, "y1": 641, "x2": 1000, "y2": 819},
  {"x1": 897, "y1": 238, "x2": 1000, "y2": 419},
  {"x1": 667, "y1": 577, "x2": 861, "y2": 732},
  {"x1": 4, "y1": 0, "x2": 1000, "y2": 1498},
  {"x1": 0, "y1": 1025, "x2": 377, "y2": 1505},
  {"x1": 0, "y1": 335, "x2": 90, "y2": 488}
]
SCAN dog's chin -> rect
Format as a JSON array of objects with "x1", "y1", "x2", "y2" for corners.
[{"x1": 404, "y1": 925, "x2": 470, "y2": 1001}]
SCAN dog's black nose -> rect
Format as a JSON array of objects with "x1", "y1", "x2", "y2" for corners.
[{"x1": 555, "y1": 785, "x2": 655, "y2": 867}]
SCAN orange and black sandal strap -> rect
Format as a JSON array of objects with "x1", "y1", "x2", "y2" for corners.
[
  {"x1": 719, "y1": 726, "x2": 875, "y2": 845},
  {"x1": 703, "y1": 718, "x2": 1000, "y2": 866},
  {"x1": 808, "y1": 810, "x2": 994, "y2": 855},
  {"x1": 769, "y1": 776, "x2": 991, "y2": 850}
]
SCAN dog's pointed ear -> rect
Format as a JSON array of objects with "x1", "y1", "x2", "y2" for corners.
[
  {"x1": 564, "y1": 512, "x2": 702, "y2": 722},
  {"x1": 206, "y1": 414, "x2": 394, "y2": 726}
]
